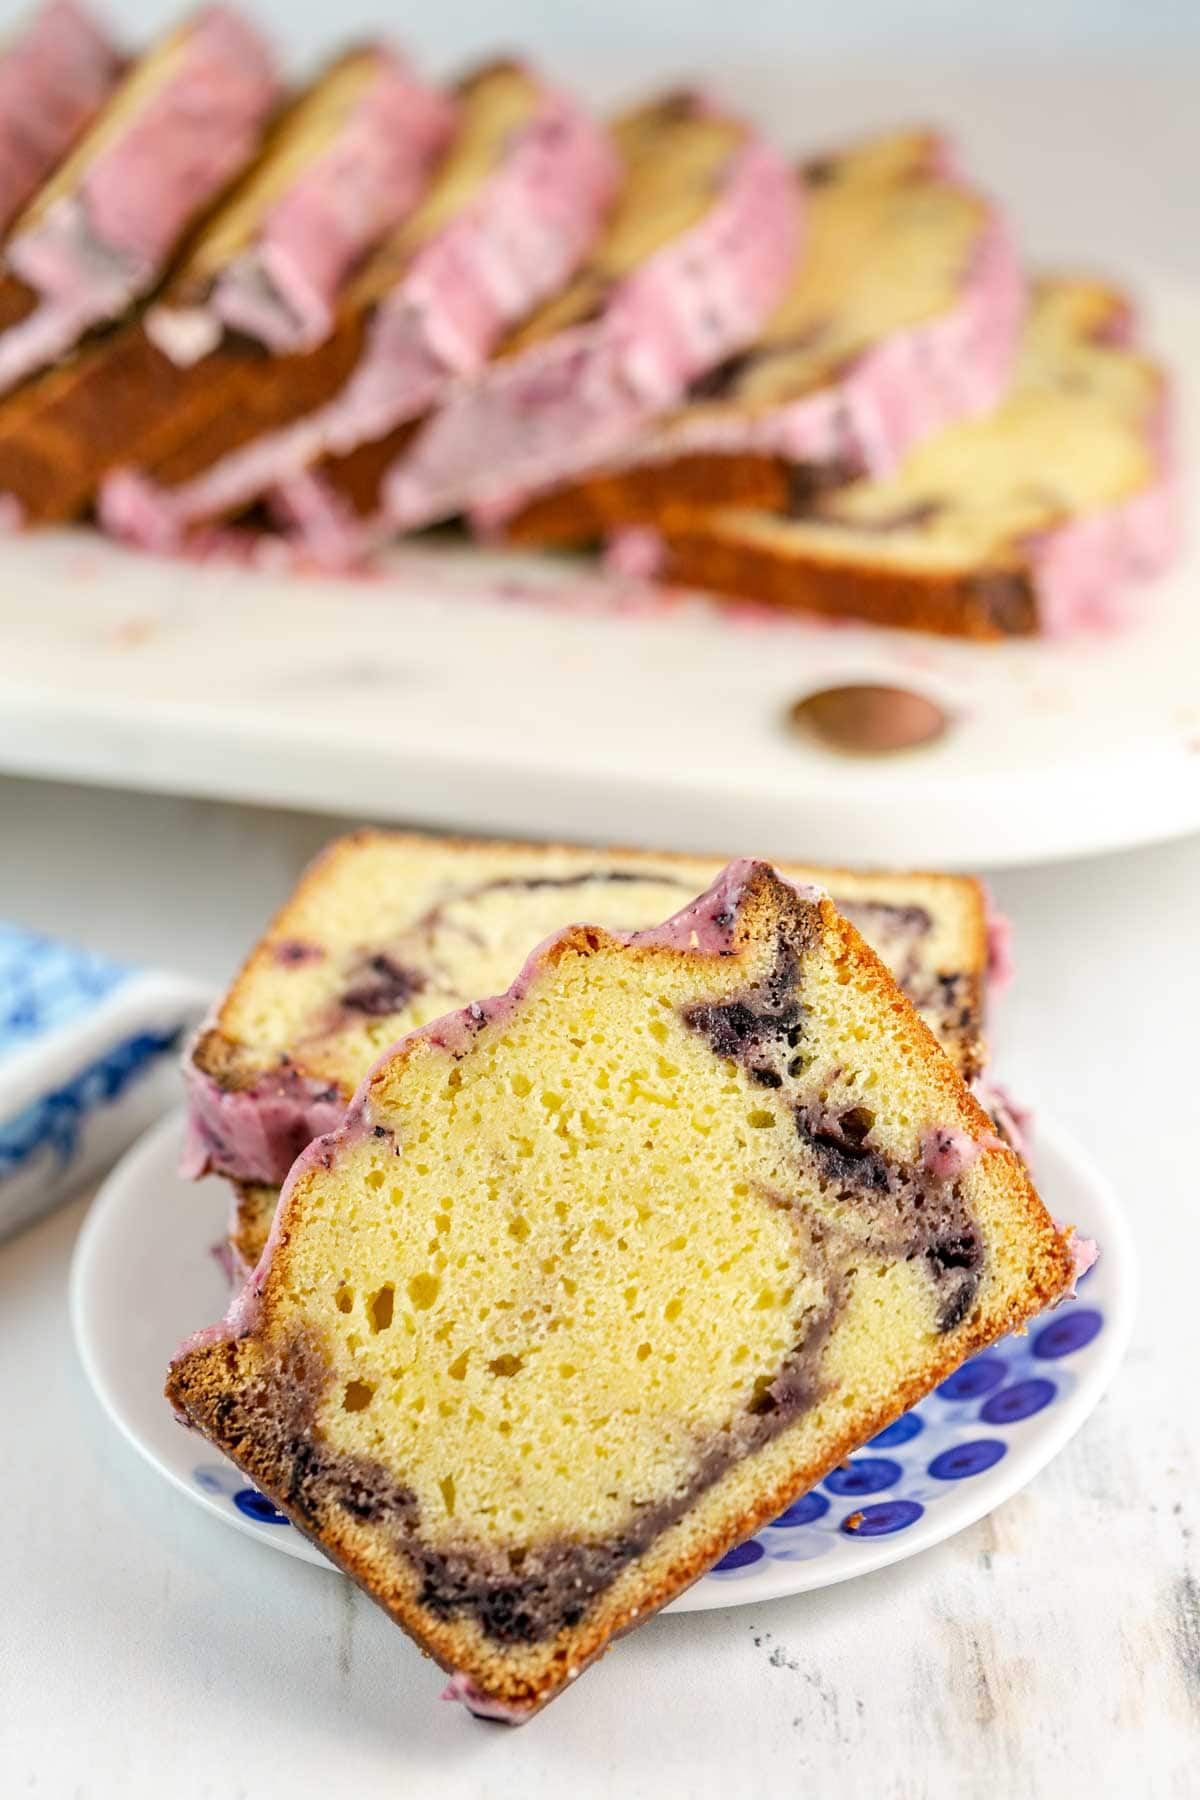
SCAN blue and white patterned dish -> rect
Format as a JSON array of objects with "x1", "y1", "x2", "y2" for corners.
[
  {"x1": 0, "y1": 925, "x2": 207, "y2": 1242},
  {"x1": 70, "y1": 1110, "x2": 1134, "y2": 1612}
]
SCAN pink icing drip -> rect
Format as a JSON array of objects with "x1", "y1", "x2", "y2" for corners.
[
  {"x1": 99, "y1": 83, "x2": 616, "y2": 551},
  {"x1": 373, "y1": 130, "x2": 798, "y2": 538},
  {"x1": 1054, "y1": 1222, "x2": 1099, "y2": 1299},
  {"x1": 1025, "y1": 391, "x2": 1179, "y2": 634},
  {"x1": 0, "y1": 0, "x2": 121, "y2": 236},
  {"x1": 265, "y1": 467, "x2": 364, "y2": 566},
  {"x1": 563, "y1": 154, "x2": 1024, "y2": 488},
  {"x1": 199, "y1": 58, "x2": 455, "y2": 355},
  {"x1": 982, "y1": 889, "x2": 1015, "y2": 997},
  {"x1": 920, "y1": 1124, "x2": 1007, "y2": 1182},
  {"x1": 602, "y1": 524, "x2": 665, "y2": 578},
  {"x1": 973, "y1": 1079, "x2": 1033, "y2": 1165},
  {"x1": 439, "y1": 1673, "x2": 530, "y2": 1724},
  {"x1": 0, "y1": 7, "x2": 277, "y2": 395},
  {"x1": 181, "y1": 1057, "x2": 346, "y2": 1185}
]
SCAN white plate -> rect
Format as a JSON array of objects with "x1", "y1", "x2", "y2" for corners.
[
  {"x1": 2, "y1": 277, "x2": 1199, "y2": 872},
  {"x1": 71, "y1": 1108, "x2": 1132, "y2": 1611}
]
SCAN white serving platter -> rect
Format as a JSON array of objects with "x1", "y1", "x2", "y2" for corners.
[{"x1": 1, "y1": 279, "x2": 1197, "y2": 872}]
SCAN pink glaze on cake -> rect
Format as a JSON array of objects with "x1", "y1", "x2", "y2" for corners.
[
  {"x1": 147, "y1": 53, "x2": 455, "y2": 361},
  {"x1": 602, "y1": 524, "x2": 666, "y2": 579},
  {"x1": 973, "y1": 1079, "x2": 1033, "y2": 1165},
  {"x1": 439, "y1": 1673, "x2": 533, "y2": 1723},
  {"x1": 1025, "y1": 396, "x2": 1179, "y2": 636},
  {"x1": 983, "y1": 890, "x2": 1015, "y2": 996},
  {"x1": 0, "y1": 7, "x2": 277, "y2": 395},
  {"x1": 366, "y1": 131, "x2": 797, "y2": 543},
  {"x1": 919, "y1": 1124, "x2": 1003, "y2": 1182},
  {"x1": 0, "y1": 1, "x2": 121, "y2": 236},
  {"x1": 181, "y1": 1058, "x2": 346, "y2": 1185},
  {"x1": 1057, "y1": 1223, "x2": 1098, "y2": 1298},
  {"x1": 593, "y1": 190, "x2": 1024, "y2": 488},
  {"x1": 99, "y1": 82, "x2": 617, "y2": 552}
]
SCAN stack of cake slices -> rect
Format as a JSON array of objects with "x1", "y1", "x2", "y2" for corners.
[
  {"x1": 266, "y1": 121, "x2": 1022, "y2": 568},
  {"x1": 498, "y1": 127, "x2": 1024, "y2": 541},
  {"x1": 0, "y1": 12, "x2": 1176, "y2": 634},
  {"x1": 93, "y1": 59, "x2": 616, "y2": 549},
  {"x1": 99, "y1": 85, "x2": 794, "y2": 557},
  {"x1": 0, "y1": 57, "x2": 606, "y2": 529},
  {"x1": 181, "y1": 829, "x2": 1005, "y2": 1274},
  {"x1": 653, "y1": 275, "x2": 1175, "y2": 637},
  {"x1": 171, "y1": 843, "x2": 1082, "y2": 1720},
  {"x1": 0, "y1": 15, "x2": 1173, "y2": 640}
]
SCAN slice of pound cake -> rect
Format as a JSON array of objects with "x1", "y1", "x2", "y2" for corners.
[
  {"x1": 95, "y1": 61, "x2": 615, "y2": 550},
  {"x1": 0, "y1": 7, "x2": 277, "y2": 407},
  {"x1": 184, "y1": 830, "x2": 997, "y2": 1203},
  {"x1": 0, "y1": 1, "x2": 121, "y2": 239},
  {"x1": 0, "y1": 42, "x2": 452, "y2": 527},
  {"x1": 275, "y1": 90, "x2": 798, "y2": 561},
  {"x1": 167, "y1": 860, "x2": 1073, "y2": 1721},
  {"x1": 502, "y1": 127, "x2": 1023, "y2": 548},
  {"x1": 661, "y1": 276, "x2": 1176, "y2": 637}
]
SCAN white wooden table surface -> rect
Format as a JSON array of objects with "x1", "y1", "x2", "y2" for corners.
[{"x1": 1, "y1": 773, "x2": 1197, "y2": 1799}]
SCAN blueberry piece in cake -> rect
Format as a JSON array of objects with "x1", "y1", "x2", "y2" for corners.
[{"x1": 168, "y1": 860, "x2": 1071, "y2": 1721}]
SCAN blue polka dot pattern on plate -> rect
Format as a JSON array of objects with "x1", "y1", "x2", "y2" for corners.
[
  {"x1": 928, "y1": 1439, "x2": 1007, "y2": 1481},
  {"x1": 868, "y1": 1412, "x2": 923, "y2": 1448},
  {"x1": 233, "y1": 1488, "x2": 291, "y2": 1526},
  {"x1": 714, "y1": 1540, "x2": 765, "y2": 1571},
  {"x1": 1033, "y1": 1309, "x2": 1102, "y2": 1359},
  {"x1": 841, "y1": 1500, "x2": 924, "y2": 1537},
  {"x1": 769, "y1": 1491, "x2": 830, "y2": 1528},
  {"x1": 823, "y1": 1457, "x2": 903, "y2": 1497},
  {"x1": 981, "y1": 1378, "x2": 1056, "y2": 1424},
  {"x1": 937, "y1": 1356, "x2": 1008, "y2": 1401},
  {"x1": 182, "y1": 1269, "x2": 1107, "y2": 1587},
  {"x1": 193, "y1": 1465, "x2": 228, "y2": 1494}
]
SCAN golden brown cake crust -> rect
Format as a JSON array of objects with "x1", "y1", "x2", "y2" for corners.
[
  {"x1": 229, "y1": 1184, "x2": 279, "y2": 1279},
  {"x1": 500, "y1": 450, "x2": 795, "y2": 546},
  {"x1": 0, "y1": 303, "x2": 370, "y2": 526},
  {"x1": 662, "y1": 526, "x2": 1040, "y2": 639},
  {"x1": 170, "y1": 868, "x2": 1070, "y2": 1720},
  {"x1": 300, "y1": 420, "x2": 421, "y2": 523},
  {"x1": 194, "y1": 826, "x2": 990, "y2": 1095},
  {"x1": 168, "y1": 1228, "x2": 1065, "y2": 1719}
]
